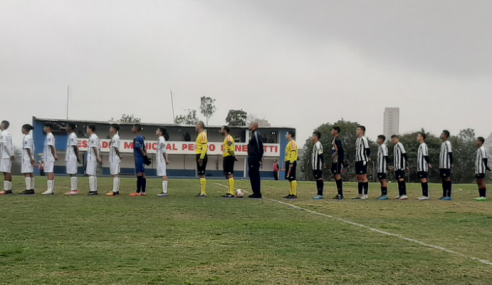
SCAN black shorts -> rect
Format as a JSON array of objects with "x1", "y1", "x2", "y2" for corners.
[
  {"x1": 313, "y1": 170, "x2": 323, "y2": 179},
  {"x1": 196, "y1": 154, "x2": 208, "y2": 175},
  {"x1": 476, "y1": 173, "x2": 485, "y2": 179},
  {"x1": 377, "y1": 173, "x2": 386, "y2": 180},
  {"x1": 331, "y1": 162, "x2": 342, "y2": 175},
  {"x1": 285, "y1": 161, "x2": 297, "y2": 181},
  {"x1": 440, "y1": 169, "x2": 451, "y2": 178},
  {"x1": 223, "y1": 156, "x2": 235, "y2": 175},
  {"x1": 418, "y1": 171, "x2": 428, "y2": 179},
  {"x1": 395, "y1": 170, "x2": 405, "y2": 180},
  {"x1": 355, "y1": 161, "x2": 367, "y2": 175}
]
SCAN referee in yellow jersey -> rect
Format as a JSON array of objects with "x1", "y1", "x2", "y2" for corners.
[
  {"x1": 283, "y1": 131, "x2": 298, "y2": 200},
  {"x1": 221, "y1": 126, "x2": 236, "y2": 198},
  {"x1": 195, "y1": 121, "x2": 208, "y2": 198}
]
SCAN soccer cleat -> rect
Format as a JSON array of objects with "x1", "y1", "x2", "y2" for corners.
[
  {"x1": 394, "y1": 195, "x2": 401, "y2": 200},
  {"x1": 19, "y1": 190, "x2": 34, "y2": 195},
  {"x1": 438, "y1": 196, "x2": 445, "y2": 200},
  {"x1": 474, "y1": 197, "x2": 487, "y2": 202},
  {"x1": 333, "y1": 195, "x2": 344, "y2": 201},
  {"x1": 42, "y1": 190, "x2": 54, "y2": 195},
  {"x1": 129, "y1": 192, "x2": 141, "y2": 197},
  {"x1": 312, "y1": 195, "x2": 324, "y2": 200},
  {"x1": 441, "y1": 196, "x2": 452, "y2": 201},
  {"x1": 65, "y1": 190, "x2": 79, "y2": 196},
  {"x1": 140, "y1": 193, "x2": 146, "y2": 197},
  {"x1": 399, "y1": 195, "x2": 408, "y2": 200},
  {"x1": 285, "y1": 195, "x2": 297, "y2": 200},
  {"x1": 352, "y1": 195, "x2": 362, "y2": 200},
  {"x1": 86, "y1": 191, "x2": 98, "y2": 196},
  {"x1": 195, "y1": 193, "x2": 207, "y2": 198},
  {"x1": 284, "y1": 194, "x2": 293, "y2": 199},
  {"x1": 361, "y1": 195, "x2": 369, "y2": 200},
  {"x1": 376, "y1": 195, "x2": 389, "y2": 200},
  {"x1": 106, "y1": 192, "x2": 119, "y2": 196},
  {"x1": 222, "y1": 193, "x2": 235, "y2": 199},
  {"x1": 247, "y1": 194, "x2": 262, "y2": 199},
  {"x1": 0, "y1": 190, "x2": 13, "y2": 195},
  {"x1": 417, "y1": 196, "x2": 430, "y2": 201},
  {"x1": 157, "y1": 193, "x2": 169, "y2": 198}
]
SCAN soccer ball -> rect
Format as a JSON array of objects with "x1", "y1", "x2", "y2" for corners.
[{"x1": 235, "y1": 189, "x2": 245, "y2": 198}]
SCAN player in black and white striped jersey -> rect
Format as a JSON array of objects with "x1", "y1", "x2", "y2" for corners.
[
  {"x1": 375, "y1": 135, "x2": 390, "y2": 200},
  {"x1": 439, "y1": 130, "x2": 453, "y2": 200},
  {"x1": 391, "y1": 135, "x2": 409, "y2": 200},
  {"x1": 311, "y1": 131, "x2": 325, "y2": 200},
  {"x1": 416, "y1": 132, "x2": 431, "y2": 200},
  {"x1": 474, "y1": 137, "x2": 490, "y2": 201},
  {"x1": 354, "y1": 126, "x2": 371, "y2": 200}
]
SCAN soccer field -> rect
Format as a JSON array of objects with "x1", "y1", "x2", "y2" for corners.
[{"x1": 1, "y1": 177, "x2": 491, "y2": 284}]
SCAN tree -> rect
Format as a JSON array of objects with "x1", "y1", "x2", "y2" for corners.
[
  {"x1": 175, "y1": 109, "x2": 199, "y2": 125},
  {"x1": 200, "y1": 96, "x2": 216, "y2": 125},
  {"x1": 247, "y1": 113, "x2": 271, "y2": 127},
  {"x1": 225, "y1": 109, "x2": 248, "y2": 126},
  {"x1": 109, "y1": 114, "x2": 141, "y2": 124}
]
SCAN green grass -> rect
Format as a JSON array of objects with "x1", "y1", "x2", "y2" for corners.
[{"x1": 1, "y1": 177, "x2": 492, "y2": 284}]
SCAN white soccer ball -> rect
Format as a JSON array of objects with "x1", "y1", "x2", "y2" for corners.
[{"x1": 235, "y1": 189, "x2": 245, "y2": 198}]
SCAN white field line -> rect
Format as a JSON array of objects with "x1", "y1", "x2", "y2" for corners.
[{"x1": 215, "y1": 183, "x2": 492, "y2": 266}]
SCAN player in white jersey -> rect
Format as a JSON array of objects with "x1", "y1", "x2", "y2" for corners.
[
  {"x1": 65, "y1": 123, "x2": 81, "y2": 196},
  {"x1": 416, "y1": 133, "x2": 431, "y2": 200},
  {"x1": 474, "y1": 137, "x2": 490, "y2": 201},
  {"x1": 391, "y1": 135, "x2": 409, "y2": 200},
  {"x1": 42, "y1": 123, "x2": 58, "y2": 195},
  {"x1": 376, "y1": 135, "x2": 390, "y2": 200},
  {"x1": 354, "y1": 126, "x2": 371, "y2": 200},
  {"x1": 439, "y1": 130, "x2": 453, "y2": 200},
  {"x1": 311, "y1": 131, "x2": 324, "y2": 200},
  {"x1": 0, "y1": 121, "x2": 15, "y2": 195},
  {"x1": 20, "y1": 124, "x2": 36, "y2": 195},
  {"x1": 106, "y1": 124, "x2": 122, "y2": 196},
  {"x1": 156, "y1": 127, "x2": 171, "y2": 197},
  {"x1": 86, "y1": 125, "x2": 101, "y2": 196}
]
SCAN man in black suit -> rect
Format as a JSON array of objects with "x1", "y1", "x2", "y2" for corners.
[{"x1": 248, "y1": 122, "x2": 264, "y2": 199}]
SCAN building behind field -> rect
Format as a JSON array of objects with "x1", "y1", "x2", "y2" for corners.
[
  {"x1": 383, "y1": 107, "x2": 400, "y2": 140},
  {"x1": 31, "y1": 117, "x2": 295, "y2": 180}
]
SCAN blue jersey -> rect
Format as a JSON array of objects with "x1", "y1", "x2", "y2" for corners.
[{"x1": 134, "y1": 135, "x2": 145, "y2": 160}]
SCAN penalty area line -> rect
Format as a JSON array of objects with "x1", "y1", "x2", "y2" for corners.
[{"x1": 215, "y1": 183, "x2": 492, "y2": 266}]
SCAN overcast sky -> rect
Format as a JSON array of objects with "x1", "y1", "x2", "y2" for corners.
[{"x1": 1, "y1": 0, "x2": 491, "y2": 146}]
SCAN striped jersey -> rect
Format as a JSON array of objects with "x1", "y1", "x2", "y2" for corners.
[
  {"x1": 393, "y1": 142, "x2": 407, "y2": 171},
  {"x1": 44, "y1": 133, "x2": 56, "y2": 162},
  {"x1": 377, "y1": 144, "x2": 388, "y2": 173},
  {"x1": 22, "y1": 134, "x2": 34, "y2": 162},
  {"x1": 439, "y1": 141, "x2": 452, "y2": 169},
  {"x1": 156, "y1": 136, "x2": 167, "y2": 165},
  {"x1": 285, "y1": 140, "x2": 298, "y2": 163},
  {"x1": 66, "y1": 133, "x2": 78, "y2": 162},
  {"x1": 475, "y1": 146, "x2": 488, "y2": 174},
  {"x1": 312, "y1": 141, "x2": 323, "y2": 170},
  {"x1": 417, "y1": 142, "x2": 429, "y2": 172},
  {"x1": 87, "y1": 133, "x2": 100, "y2": 162},
  {"x1": 355, "y1": 136, "x2": 370, "y2": 163},
  {"x1": 109, "y1": 134, "x2": 121, "y2": 163}
]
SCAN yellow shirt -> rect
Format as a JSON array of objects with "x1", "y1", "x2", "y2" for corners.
[
  {"x1": 223, "y1": 135, "x2": 235, "y2": 157},
  {"x1": 285, "y1": 140, "x2": 298, "y2": 163},
  {"x1": 195, "y1": 131, "x2": 208, "y2": 159}
]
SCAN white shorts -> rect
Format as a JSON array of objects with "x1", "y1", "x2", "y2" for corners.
[
  {"x1": 110, "y1": 162, "x2": 120, "y2": 175},
  {"x1": 21, "y1": 160, "x2": 33, "y2": 174},
  {"x1": 66, "y1": 160, "x2": 78, "y2": 175},
  {"x1": 0, "y1": 159, "x2": 12, "y2": 173},
  {"x1": 44, "y1": 161, "x2": 55, "y2": 173},
  {"x1": 157, "y1": 162, "x2": 167, "y2": 177},
  {"x1": 86, "y1": 160, "x2": 98, "y2": 176}
]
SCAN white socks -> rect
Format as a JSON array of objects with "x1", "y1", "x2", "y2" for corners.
[
  {"x1": 31, "y1": 177, "x2": 35, "y2": 189},
  {"x1": 89, "y1": 176, "x2": 97, "y2": 192},
  {"x1": 162, "y1": 181, "x2": 168, "y2": 194},
  {"x1": 113, "y1": 177, "x2": 120, "y2": 192},
  {"x1": 71, "y1": 177, "x2": 78, "y2": 191},
  {"x1": 25, "y1": 177, "x2": 31, "y2": 190},
  {"x1": 4, "y1": 181, "x2": 12, "y2": 191},
  {"x1": 47, "y1": 180, "x2": 54, "y2": 192}
]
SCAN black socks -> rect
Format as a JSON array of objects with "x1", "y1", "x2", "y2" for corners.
[
  {"x1": 381, "y1": 186, "x2": 387, "y2": 196},
  {"x1": 421, "y1": 182, "x2": 429, "y2": 197},
  {"x1": 316, "y1": 180, "x2": 324, "y2": 196},
  {"x1": 336, "y1": 179, "x2": 343, "y2": 197}
]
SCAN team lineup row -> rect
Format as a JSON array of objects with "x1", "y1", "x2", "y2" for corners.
[{"x1": 0, "y1": 121, "x2": 489, "y2": 201}]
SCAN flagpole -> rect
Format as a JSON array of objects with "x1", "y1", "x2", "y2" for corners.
[{"x1": 170, "y1": 89, "x2": 176, "y2": 124}]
